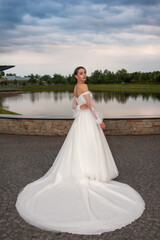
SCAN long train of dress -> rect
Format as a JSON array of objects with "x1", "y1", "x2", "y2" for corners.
[{"x1": 15, "y1": 91, "x2": 145, "y2": 235}]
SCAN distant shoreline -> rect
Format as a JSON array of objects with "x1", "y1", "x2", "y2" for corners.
[
  {"x1": 20, "y1": 83, "x2": 160, "y2": 93},
  {"x1": 0, "y1": 89, "x2": 23, "y2": 96},
  {"x1": 0, "y1": 83, "x2": 160, "y2": 94}
]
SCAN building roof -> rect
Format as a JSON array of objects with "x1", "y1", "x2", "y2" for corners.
[
  {"x1": 2, "y1": 76, "x2": 30, "y2": 81},
  {"x1": 0, "y1": 65, "x2": 15, "y2": 71}
]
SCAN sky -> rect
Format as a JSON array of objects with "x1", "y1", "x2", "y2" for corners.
[{"x1": 0, "y1": 0, "x2": 160, "y2": 76}]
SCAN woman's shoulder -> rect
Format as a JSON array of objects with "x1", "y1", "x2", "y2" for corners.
[
  {"x1": 74, "y1": 84, "x2": 89, "y2": 98},
  {"x1": 81, "y1": 84, "x2": 89, "y2": 92},
  {"x1": 74, "y1": 83, "x2": 89, "y2": 92}
]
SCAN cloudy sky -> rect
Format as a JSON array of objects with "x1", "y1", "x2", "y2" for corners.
[{"x1": 0, "y1": 0, "x2": 160, "y2": 76}]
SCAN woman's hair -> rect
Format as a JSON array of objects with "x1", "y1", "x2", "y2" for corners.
[{"x1": 74, "y1": 66, "x2": 86, "y2": 76}]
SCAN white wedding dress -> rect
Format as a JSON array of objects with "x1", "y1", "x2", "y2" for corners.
[{"x1": 15, "y1": 91, "x2": 145, "y2": 235}]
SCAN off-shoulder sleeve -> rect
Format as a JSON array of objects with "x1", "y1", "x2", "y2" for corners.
[
  {"x1": 83, "y1": 92, "x2": 103, "y2": 124},
  {"x1": 72, "y1": 97, "x2": 80, "y2": 118}
]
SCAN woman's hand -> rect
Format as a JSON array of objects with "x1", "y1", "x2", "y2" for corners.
[
  {"x1": 80, "y1": 104, "x2": 88, "y2": 110},
  {"x1": 100, "y1": 121, "x2": 105, "y2": 130}
]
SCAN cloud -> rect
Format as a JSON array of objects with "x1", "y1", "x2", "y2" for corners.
[{"x1": 0, "y1": 0, "x2": 160, "y2": 75}]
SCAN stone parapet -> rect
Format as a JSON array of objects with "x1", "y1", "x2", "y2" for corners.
[
  {"x1": 0, "y1": 89, "x2": 22, "y2": 96},
  {"x1": 0, "y1": 116, "x2": 160, "y2": 136}
]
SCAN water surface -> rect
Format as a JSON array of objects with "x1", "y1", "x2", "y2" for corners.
[{"x1": 1, "y1": 91, "x2": 160, "y2": 118}]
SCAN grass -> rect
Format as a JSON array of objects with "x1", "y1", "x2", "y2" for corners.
[
  {"x1": 0, "y1": 86, "x2": 21, "y2": 90},
  {"x1": 89, "y1": 83, "x2": 160, "y2": 89},
  {"x1": 1, "y1": 83, "x2": 160, "y2": 93},
  {"x1": 21, "y1": 85, "x2": 74, "y2": 92},
  {"x1": 21, "y1": 83, "x2": 160, "y2": 93},
  {"x1": 88, "y1": 84, "x2": 160, "y2": 93},
  {"x1": 0, "y1": 108, "x2": 20, "y2": 115}
]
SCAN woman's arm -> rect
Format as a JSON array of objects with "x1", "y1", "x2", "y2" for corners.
[
  {"x1": 84, "y1": 93, "x2": 102, "y2": 124},
  {"x1": 82, "y1": 85, "x2": 105, "y2": 129}
]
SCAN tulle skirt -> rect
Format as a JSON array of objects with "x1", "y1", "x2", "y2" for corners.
[{"x1": 16, "y1": 109, "x2": 145, "y2": 235}]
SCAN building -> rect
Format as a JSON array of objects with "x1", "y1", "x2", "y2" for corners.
[
  {"x1": 0, "y1": 65, "x2": 15, "y2": 71},
  {"x1": 0, "y1": 65, "x2": 30, "y2": 85},
  {"x1": 0, "y1": 65, "x2": 15, "y2": 84},
  {"x1": 2, "y1": 75, "x2": 30, "y2": 84}
]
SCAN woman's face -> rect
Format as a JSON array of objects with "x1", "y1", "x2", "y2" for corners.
[{"x1": 75, "y1": 68, "x2": 87, "y2": 82}]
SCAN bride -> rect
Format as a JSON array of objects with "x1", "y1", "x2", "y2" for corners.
[{"x1": 16, "y1": 66, "x2": 145, "y2": 235}]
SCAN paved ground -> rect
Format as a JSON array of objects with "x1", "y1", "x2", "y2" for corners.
[{"x1": 0, "y1": 134, "x2": 160, "y2": 240}]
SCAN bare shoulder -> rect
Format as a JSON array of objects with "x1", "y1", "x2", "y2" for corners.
[
  {"x1": 74, "y1": 83, "x2": 89, "y2": 98},
  {"x1": 81, "y1": 84, "x2": 89, "y2": 92}
]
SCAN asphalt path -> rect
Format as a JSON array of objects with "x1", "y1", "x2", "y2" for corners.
[{"x1": 0, "y1": 134, "x2": 160, "y2": 240}]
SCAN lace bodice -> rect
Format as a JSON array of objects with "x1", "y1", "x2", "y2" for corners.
[{"x1": 72, "y1": 91, "x2": 103, "y2": 124}]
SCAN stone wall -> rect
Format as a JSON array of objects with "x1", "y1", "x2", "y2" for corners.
[
  {"x1": 0, "y1": 117, "x2": 160, "y2": 136},
  {"x1": 0, "y1": 90, "x2": 22, "y2": 96}
]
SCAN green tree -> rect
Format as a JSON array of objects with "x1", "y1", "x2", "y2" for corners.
[
  {"x1": 2, "y1": 80, "x2": 8, "y2": 85},
  {"x1": 103, "y1": 69, "x2": 115, "y2": 84},
  {"x1": 115, "y1": 69, "x2": 129, "y2": 83},
  {"x1": 29, "y1": 74, "x2": 37, "y2": 84},
  {"x1": 0, "y1": 71, "x2": 5, "y2": 78},
  {"x1": 21, "y1": 81, "x2": 27, "y2": 86},
  {"x1": 90, "y1": 70, "x2": 104, "y2": 84},
  {"x1": 130, "y1": 72, "x2": 141, "y2": 83},
  {"x1": 155, "y1": 72, "x2": 160, "y2": 82},
  {"x1": 68, "y1": 74, "x2": 76, "y2": 84},
  {"x1": 13, "y1": 79, "x2": 18, "y2": 85},
  {"x1": 139, "y1": 73, "x2": 149, "y2": 84},
  {"x1": 53, "y1": 74, "x2": 67, "y2": 84},
  {"x1": 6, "y1": 73, "x2": 17, "y2": 76},
  {"x1": 39, "y1": 79, "x2": 44, "y2": 85},
  {"x1": 41, "y1": 75, "x2": 52, "y2": 83}
]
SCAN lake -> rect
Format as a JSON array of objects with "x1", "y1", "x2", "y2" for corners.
[{"x1": 1, "y1": 91, "x2": 160, "y2": 118}]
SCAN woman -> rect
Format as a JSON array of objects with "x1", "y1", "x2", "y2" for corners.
[
  {"x1": 73, "y1": 67, "x2": 105, "y2": 129},
  {"x1": 16, "y1": 66, "x2": 145, "y2": 235}
]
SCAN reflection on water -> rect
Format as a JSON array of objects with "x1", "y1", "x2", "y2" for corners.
[{"x1": 1, "y1": 91, "x2": 160, "y2": 118}]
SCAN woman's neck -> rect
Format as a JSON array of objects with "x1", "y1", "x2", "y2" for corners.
[{"x1": 77, "y1": 80, "x2": 84, "y2": 85}]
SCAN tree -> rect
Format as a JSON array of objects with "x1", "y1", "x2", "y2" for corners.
[
  {"x1": 130, "y1": 72, "x2": 141, "y2": 83},
  {"x1": 53, "y1": 74, "x2": 67, "y2": 84},
  {"x1": 155, "y1": 72, "x2": 160, "y2": 82},
  {"x1": 39, "y1": 79, "x2": 44, "y2": 85},
  {"x1": 90, "y1": 70, "x2": 104, "y2": 84},
  {"x1": 103, "y1": 69, "x2": 115, "y2": 84},
  {"x1": 6, "y1": 73, "x2": 17, "y2": 76},
  {"x1": 68, "y1": 74, "x2": 76, "y2": 84},
  {"x1": 115, "y1": 69, "x2": 129, "y2": 83},
  {"x1": 21, "y1": 81, "x2": 27, "y2": 86},
  {"x1": 40, "y1": 75, "x2": 52, "y2": 83},
  {"x1": 13, "y1": 79, "x2": 18, "y2": 85},
  {"x1": 0, "y1": 71, "x2": 5, "y2": 78},
  {"x1": 139, "y1": 73, "x2": 148, "y2": 84},
  {"x1": 29, "y1": 74, "x2": 37, "y2": 84}
]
